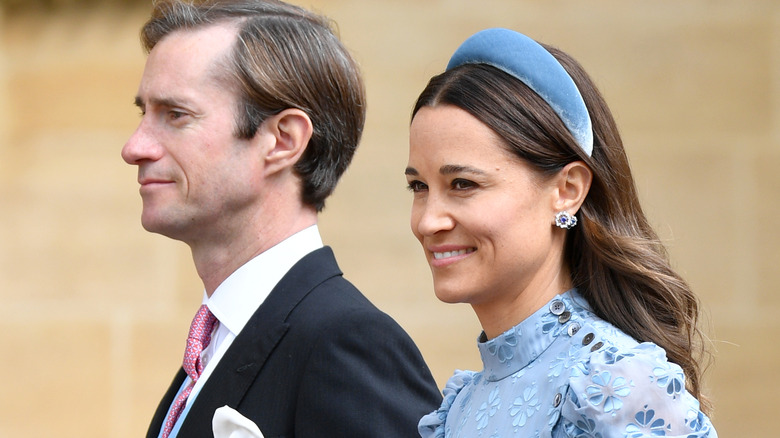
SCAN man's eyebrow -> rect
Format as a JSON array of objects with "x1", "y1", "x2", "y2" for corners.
[{"x1": 134, "y1": 96, "x2": 187, "y2": 109}]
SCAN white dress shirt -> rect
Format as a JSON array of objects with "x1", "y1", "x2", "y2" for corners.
[{"x1": 162, "y1": 225, "x2": 323, "y2": 438}]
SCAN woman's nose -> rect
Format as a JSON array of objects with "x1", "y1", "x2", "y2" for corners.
[{"x1": 413, "y1": 196, "x2": 455, "y2": 237}]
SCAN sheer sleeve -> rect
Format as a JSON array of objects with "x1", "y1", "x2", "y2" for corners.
[
  {"x1": 418, "y1": 370, "x2": 475, "y2": 438},
  {"x1": 558, "y1": 342, "x2": 716, "y2": 438}
]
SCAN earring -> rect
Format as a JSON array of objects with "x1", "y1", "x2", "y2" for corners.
[{"x1": 554, "y1": 211, "x2": 578, "y2": 229}]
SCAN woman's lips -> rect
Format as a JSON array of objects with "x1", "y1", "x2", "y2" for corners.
[{"x1": 428, "y1": 246, "x2": 476, "y2": 267}]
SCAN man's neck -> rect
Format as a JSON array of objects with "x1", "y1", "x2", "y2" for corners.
[{"x1": 191, "y1": 209, "x2": 318, "y2": 296}]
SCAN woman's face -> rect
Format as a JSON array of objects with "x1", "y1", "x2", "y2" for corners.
[{"x1": 406, "y1": 105, "x2": 565, "y2": 321}]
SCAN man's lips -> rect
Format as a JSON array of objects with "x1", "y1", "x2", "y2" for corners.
[
  {"x1": 138, "y1": 178, "x2": 175, "y2": 194},
  {"x1": 138, "y1": 177, "x2": 174, "y2": 186}
]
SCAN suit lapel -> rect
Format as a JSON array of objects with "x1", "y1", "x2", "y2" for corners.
[{"x1": 175, "y1": 247, "x2": 343, "y2": 436}]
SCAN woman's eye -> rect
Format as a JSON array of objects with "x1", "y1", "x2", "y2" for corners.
[
  {"x1": 407, "y1": 180, "x2": 428, "y2": 193},
  {"x1": 452, "y1": 178, "x2": 476, "y2": 190}
]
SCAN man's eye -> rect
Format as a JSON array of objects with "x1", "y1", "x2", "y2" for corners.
[{"x1": 168, "y1": 111, "x2": 186, "y2": 120}]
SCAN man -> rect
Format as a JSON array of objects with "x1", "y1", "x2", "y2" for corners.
[{"x1": 121, "y1": 1, "x2": 441, "y2": 437}]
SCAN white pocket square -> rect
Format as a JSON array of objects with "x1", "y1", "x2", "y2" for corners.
[{"x1": 212, "y1": 405, "x2": 265, "y2": 438}]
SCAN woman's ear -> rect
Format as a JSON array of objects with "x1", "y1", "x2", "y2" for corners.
[
  {"x1": 260, "y1": 108, "x2": 313, "y2": 175},
  {"x1": 552, "y1": 161, "x2": 592, "y2": 214}
]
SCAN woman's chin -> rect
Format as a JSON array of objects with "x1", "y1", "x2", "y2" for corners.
[{"x1": 433, "y1": 287, "x2": 469, "y2": 305}]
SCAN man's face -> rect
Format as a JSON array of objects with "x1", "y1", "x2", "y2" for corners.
[{"x1": 122, "y1": 25, "x2": 267, "y2": 245}]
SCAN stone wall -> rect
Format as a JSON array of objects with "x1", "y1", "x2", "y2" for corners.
[{"x1": 0, "y1": 1, "x2": 775, "y2": 436}]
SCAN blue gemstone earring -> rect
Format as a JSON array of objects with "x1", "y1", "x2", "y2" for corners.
[{"x1": 554, "y1": 211, "x2": 578, "y2": 229}]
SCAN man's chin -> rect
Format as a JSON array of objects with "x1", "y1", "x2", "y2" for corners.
[{"x1": 140, "y1": 215, "x2": 179, "y2": 239}]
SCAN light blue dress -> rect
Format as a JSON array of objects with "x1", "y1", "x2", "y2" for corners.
[{"x1": 419, "y1": 289, "x2": 717, "y2": 438}]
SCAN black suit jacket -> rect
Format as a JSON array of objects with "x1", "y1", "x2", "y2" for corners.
[{"x1": 147, "y1": 247, "x2": 442, "y2": 438}]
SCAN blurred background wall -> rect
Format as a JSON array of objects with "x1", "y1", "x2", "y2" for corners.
[{"x1": 0, "y1": 0, "x2": 776, "y2": 436}]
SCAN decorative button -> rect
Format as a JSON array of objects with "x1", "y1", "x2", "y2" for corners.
[
  {"x1": 550, "y1": 300, "x2": 565, "y2": 315},
  {"x1": 557, "y1": 311, "x2": 571, "y2": 324},
  {"x1": 567, "y1": 322, "x2": 581, "y2": 336},
  {"x1": 582, "y1": 333, "x2": 595, "y2": 345},
  {"x1": 590, "y1": 341, "x2": 604, "y2": 352},
  {"x1": 553, "y1": 392, "x2": 562, "y2": 407}
]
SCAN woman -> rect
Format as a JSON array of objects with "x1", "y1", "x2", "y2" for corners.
[{"x1": 406, "y1": 28, "x2": 716, "y2": 437}]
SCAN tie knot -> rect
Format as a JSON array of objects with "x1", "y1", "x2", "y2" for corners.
[{"x1": 182, "y1": 305, "x2": 218, "y2": 380}]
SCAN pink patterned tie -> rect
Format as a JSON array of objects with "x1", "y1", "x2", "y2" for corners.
[{"x1": 162, "y1": 305, "x2": 219, "y2": 438}]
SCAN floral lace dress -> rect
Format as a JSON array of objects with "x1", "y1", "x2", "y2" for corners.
[{"x1": 419, "y1": 289, "x2": 717, "y2": 438}]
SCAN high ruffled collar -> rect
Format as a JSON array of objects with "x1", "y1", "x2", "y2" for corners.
[{"x1": 477, "y1": 289, "x2": 592, "y2": 381}]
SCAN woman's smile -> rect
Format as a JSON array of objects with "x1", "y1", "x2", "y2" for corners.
[{"x1": 432, "y1": 247, "x2": 475, "y2": 260}]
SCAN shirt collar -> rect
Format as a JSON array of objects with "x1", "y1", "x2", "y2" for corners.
[{"x1": 203, "y1": 225, "x2": 323, "y2": 337}]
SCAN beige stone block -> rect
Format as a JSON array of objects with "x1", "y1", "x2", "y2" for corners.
[
  {"x1": 706, "y1": 320, "x2": 778, "y2": 438},
  {"x1": 591, "y1": 12, "x2": 773, "y2": 142},
  {"x1": 754, "y1": 151, "x2": 780, "y2": 300},
  {"x1": 7, "y1": 66, "x2": 142, "y2": 134},
  {"x1": 2, "y1": 11, "x2": 146, "y2": 135},
  {"x1": 0, "y1": 319, "x2": 112, "y2": 437}
]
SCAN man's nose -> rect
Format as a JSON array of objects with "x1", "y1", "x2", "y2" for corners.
[{"x1": 121, "y1": 122, "x2": 162, "y2": 165}]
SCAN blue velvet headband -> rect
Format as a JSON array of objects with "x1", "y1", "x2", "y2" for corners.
[{"x1": 446, "y1": 28, "x2": 594, "y2": 156}]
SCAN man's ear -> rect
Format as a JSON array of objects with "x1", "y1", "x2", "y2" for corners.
[
  {"x1": 260, "y1": 108, "x2": 313, "y2": 175},
  {"x1": 552, "y1": 161, "x2": 592, "y2": 214}
]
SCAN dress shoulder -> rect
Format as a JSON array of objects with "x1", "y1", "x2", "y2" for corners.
[
  {"x1": 559, "y1": 337, "x2": 716, "y2": 438},
  {"x1": 418, "y1": 370, "x2": 476, "y2": 438}
]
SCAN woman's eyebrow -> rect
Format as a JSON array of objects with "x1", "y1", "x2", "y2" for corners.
[
  {"x1": 439, "y1": 164, "x2": 486, "y2": 176},
  {"x1": 405, "y1": 164, "x2": 487, "y2": 177}
]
